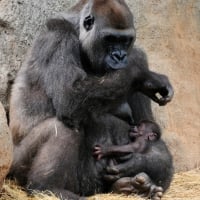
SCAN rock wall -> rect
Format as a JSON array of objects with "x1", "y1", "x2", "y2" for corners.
[
  {"x1": 0, "y1": 0, "x2": 74, "y2": 111},
  {"x1": 129, "y1": 0, "x2": 200, "y2": 172},
  {"x1": 0, "y1": 102, "x2": 13, "y2": 189},
  {"x1": 0, "y1": 0, "x2": 199, "y2": 172}
]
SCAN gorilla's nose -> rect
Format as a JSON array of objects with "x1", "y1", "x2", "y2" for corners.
[{"x1": 111, "y1": 50, "x2": 127, "y2": 63}]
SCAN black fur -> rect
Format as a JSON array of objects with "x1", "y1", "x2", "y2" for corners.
[{"x1": 9, "y1": 0, "x2": 174, "y2": 199}]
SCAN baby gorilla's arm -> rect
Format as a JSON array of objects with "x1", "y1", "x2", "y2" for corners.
[{"x1": 93, "y1": 142, "x2": 144, "y2": 160}]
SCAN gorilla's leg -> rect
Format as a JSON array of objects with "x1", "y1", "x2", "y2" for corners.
[
  {"x1": 11, "y1": 118, "x2": 58, "y2": 175},
  {"x1": 112, "y1": 173, "x2": 163, "y2": 200},
  {"x1": 11, "y1": 118, "x2": 84, "y2": 200}
]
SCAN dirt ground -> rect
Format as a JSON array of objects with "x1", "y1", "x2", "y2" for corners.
[{"x1": 0, "y1": 169, "x2": 200, "y2": 200}]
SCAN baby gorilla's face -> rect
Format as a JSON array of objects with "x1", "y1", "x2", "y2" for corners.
[
  {"x1": 139, "y1": 123, "x2": 158, "y2": 141},
  {"x1": 129, "y1": 122, "x2": 158, "y2": 141}
]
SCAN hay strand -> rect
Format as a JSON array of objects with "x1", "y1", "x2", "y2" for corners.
[{"x1": 1, "y1": 169, "x2": 199, "y2": 200}]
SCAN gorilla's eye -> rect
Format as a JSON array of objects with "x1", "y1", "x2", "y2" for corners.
[{"x1": 83, "y1": 15, "x2": 95, "y2": 31}]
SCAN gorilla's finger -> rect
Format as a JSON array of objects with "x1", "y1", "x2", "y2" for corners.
[
  {"x1": 103, "y1": 175, "x2": 121, "y2": 182},
  {"x1": 106, "y1": 166, "x2": 120, "y2": 174}
]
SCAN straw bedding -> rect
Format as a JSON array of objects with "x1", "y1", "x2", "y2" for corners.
[{"x1": 1, "y1": 169, "x2": 200, "y2": 200}]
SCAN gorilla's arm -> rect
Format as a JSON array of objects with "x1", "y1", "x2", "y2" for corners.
[
  {"x1": 25, "y1": 19, "x2": 173, "y2": 127},
  {"x1": 26, "y1": 22, "x2": 131, "y2": 126}
]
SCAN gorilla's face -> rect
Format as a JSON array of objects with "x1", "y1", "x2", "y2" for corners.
[
  {"x1": 101, "y1": 28, "x2": 135, "y2": 71},
  {"x1": 79, "y1": 0, "x2": 136, "y2": 74}
]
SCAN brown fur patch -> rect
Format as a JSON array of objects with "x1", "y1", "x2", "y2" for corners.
[{"x1": 92, "y1": 0, "x2": 133, "y2": 29}]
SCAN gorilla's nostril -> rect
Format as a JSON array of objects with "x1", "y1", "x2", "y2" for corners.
[
  {"x1": 111, "y1": 50, "x2": 127, "y2": 62},
  {"x1": 120, "y1": 51, "x2": 127, "y2": 60},
  {"x1": 111, "y1": 52, "x2": 120, "y2": 61}
]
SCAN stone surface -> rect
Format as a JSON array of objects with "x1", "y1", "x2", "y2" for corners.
[
  {"x1": 0, "y1": 0, "x2": 200, "y2": 172},
  {"x1": 128, "y1": 0, "x2": 200, "y2": 172},
  {"x1": 0, "y1": 102, "x2": 13, "y2": 189},
  {"x1": 0, "y1": 0, "x2": 74, "y2": 111}
]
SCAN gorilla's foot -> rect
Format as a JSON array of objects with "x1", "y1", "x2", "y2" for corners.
[
  {"x1": 111, "y1": 173, "x2": 163, "y2": 199},
  {"x1": 130, "y1": 172, "x2": 163, "y2": 200}
]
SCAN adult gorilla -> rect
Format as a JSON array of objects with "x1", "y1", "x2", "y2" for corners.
[{"x1": 9, "y1": 0, "x2": 174, "y2": 199}]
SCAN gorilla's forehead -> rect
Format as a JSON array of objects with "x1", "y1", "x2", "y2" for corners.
[
  {"x1": 92, "y1": 0, "x2": 133, "y2": 29},
  {"x1": 101, "y1": 27, "x2": 135, "y2": 37}
]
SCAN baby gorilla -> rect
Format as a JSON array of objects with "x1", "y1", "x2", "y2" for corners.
[
  {"x1": 93, "y1": 120, "x2": 161, "y2": 160},
  {"x1": 93, "y1": 120, "x2": 163, "y2": 199}
]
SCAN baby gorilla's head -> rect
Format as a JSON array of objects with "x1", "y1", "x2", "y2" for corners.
[{"x1": 130, "y1": 120, "x2": 161, "y2": 141}]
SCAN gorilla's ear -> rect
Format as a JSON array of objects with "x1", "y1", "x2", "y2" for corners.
[{"x1": 83, "y1": 15, "x2": 95, "y2": 31}]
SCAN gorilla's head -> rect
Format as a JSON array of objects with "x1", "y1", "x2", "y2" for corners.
[{"x1": 79, "y1": 0, "x2": 136, "y2": 74}]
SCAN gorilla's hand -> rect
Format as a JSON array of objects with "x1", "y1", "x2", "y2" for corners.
[
  {"x1": 138, "y1": 71, "x2": 174, "y2": 106},
  {"x1": 103, "y1": 159, "x2": 131, "y2": 182}
]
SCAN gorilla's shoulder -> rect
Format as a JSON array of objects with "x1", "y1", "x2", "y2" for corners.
[{"x1": 131, "y1": 47, "x2": 147, "y2": 60}]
